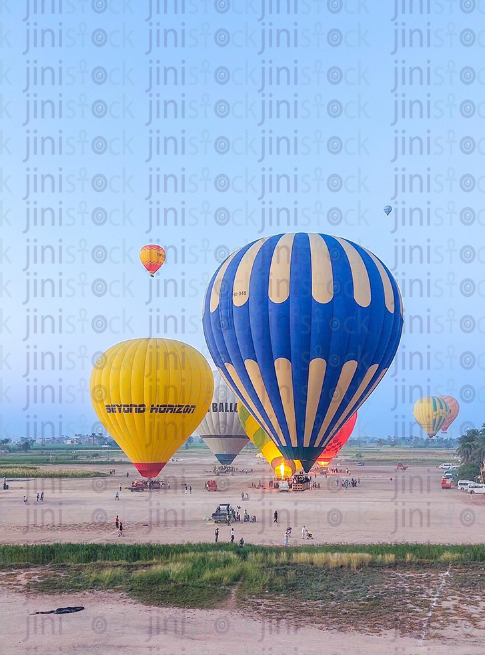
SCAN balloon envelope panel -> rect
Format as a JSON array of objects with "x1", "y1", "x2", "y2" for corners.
[
  {"x1": 90, "y1": 338, "x2": 213, "y2": 477},
  {"x1": 203, "y1": 233, "x2": 403, "y2": 471}
]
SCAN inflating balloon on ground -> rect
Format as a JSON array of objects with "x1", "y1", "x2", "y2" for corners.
[
  {"x1": 197, "y1": 370, "x2": 249, "y2": 465},
  {"x1": 238, "y1": 404, "x2": 301, "y2": 479},
  {"x1": 316, "y1": 412, "x2": 358, "y2": 467}
]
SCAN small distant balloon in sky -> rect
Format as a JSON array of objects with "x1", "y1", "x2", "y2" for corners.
[{"x1": 383, "y1": 205, "x2": 392, "y2": 216}]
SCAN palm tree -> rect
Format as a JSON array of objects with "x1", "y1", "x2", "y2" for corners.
[{"x1": 456, "y1": 429, "x2": 479, "y2": 463}]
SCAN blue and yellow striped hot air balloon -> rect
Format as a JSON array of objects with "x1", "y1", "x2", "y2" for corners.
[{"x1": 202, "y1": 233, "x2": 403, "y2": 472}]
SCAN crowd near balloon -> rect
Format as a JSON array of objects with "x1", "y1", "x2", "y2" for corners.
[{"x1": 90, "y1": 232, "x2": 460, "y2": 478}]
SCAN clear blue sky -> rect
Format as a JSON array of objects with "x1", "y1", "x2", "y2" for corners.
[{"x1": 1, "y1": 0, "x2": 483, "y2": 439}]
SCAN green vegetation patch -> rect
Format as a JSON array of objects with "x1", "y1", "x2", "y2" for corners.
[{"x1": 0, "y1": 467, "x2": 107, "y2": 478}]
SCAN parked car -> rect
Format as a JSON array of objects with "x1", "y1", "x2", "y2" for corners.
[
  {"x1": 279, "y1": 480, "x2": 290, "y2": 492},
  {"x1": 443, "y1": 470, "x2": 458, "y2": 479},
  {"x1": 438, "y1": 463, "x2": 452, "y2": 469},
  {"x1": 441, "y1": 478, "x2": 452, "y2": 489},
  {"x1": 468, "y1": 484, "x2": 485, "y2": 494},
  {"x1": 211, "y1": 503, "x2": 236, "y2": 522},
  {"x1": 457, "y1": 480, "x2": 475, "y2": 491}
]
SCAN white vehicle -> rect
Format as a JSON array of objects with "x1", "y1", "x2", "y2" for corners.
[
  {"x1": 278, "y1": 480, "x2": 290, "y2": 492},
  {"x1": 438, "y1": 463, "x2": 452, "y2": 469},
  {"x1": 468, "y1": 484, "x2": 485, "y2": 494},
  {"x1": 457, "y1": 480, "x2": 475, "y2": 491}
]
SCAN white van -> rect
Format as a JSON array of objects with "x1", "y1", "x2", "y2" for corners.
[
  {"x1": 278, "y1": 480, "x2": 290, "y2": 492},
  {"x1": 438, "y1": 463, "x2": 452, "y2": 469},
  {"x1": 468, "y1": 484, "x2": 485, "y2": 494},
  {"x1": 457, "y1": 480, "x2": 475, "y2": 491}
]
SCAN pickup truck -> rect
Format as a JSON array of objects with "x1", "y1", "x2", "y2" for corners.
[{"x1": 211, "y1": 503, "x2": 236, "y2": 523}]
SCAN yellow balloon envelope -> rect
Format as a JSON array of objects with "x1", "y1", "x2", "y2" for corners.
[
  {"x1": 413, "y1": 396, "x2": 449, "y2": 438},
  {"x1": 238, "y1": 405, "x2": 301, "y2": 479},
  {"x1": 140, "y1": 244, "x2": 166, "y2": 277},
  {"x1": 90, "y1": 338, "x2": 213, "y2": 477}
]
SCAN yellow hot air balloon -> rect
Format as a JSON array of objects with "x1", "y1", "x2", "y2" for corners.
[
  {"x1": 90, "y1": 338, "x2": 213, "y2": 478},
  {"x1": 140, "y1": 244, "x2": 166, "y2": 277},
  {"x1": 413, "y1": 396, "x2": 449, "y2": 438},
  {"x1": 238, "y1": 405, "x2": 301, "y2": 479}
]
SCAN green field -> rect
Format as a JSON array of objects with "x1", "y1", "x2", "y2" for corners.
[{"x1": 0, "y1": 466, "x2": 107, "y2": 478}]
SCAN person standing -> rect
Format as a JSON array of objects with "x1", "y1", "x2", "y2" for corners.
[
  {"x1": 273, "y1": 510, "x2": 278, "y2": 523},
  {"x1": 189, "y1": 485, "x2": 192, "y2": 494},
  {"x1": 119, "y1": 521, "x2": 123, "y2": 537},
  {"x1": 301, "y1": 525, "x2": 307, "y2": 539},
  {"x1": 284, "y1": 532, "x2": 289, "y2": 547},
  {"x1": 23, "y1": 495, "x2": 28, "y2": 504},
  {"x1": 115, "y1": 491, "x2": 120, "y2": 500},
  {"x1": 215, "y1": 527, "x2": 219, "y2": 543},
  {"x1": 36, "y1": 493, "x2": 40, "y2": 502},
  {"x1": 230, "y1": 527, "x2": 235, "y2": 543},
  {"x1": 40, "y1": 492, "x2": 44, "y2": 501},
  {"x1": 115, "y1": 516, "x2": 119, "y2": 529}
]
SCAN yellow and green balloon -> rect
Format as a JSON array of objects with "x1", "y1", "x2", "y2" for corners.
[{"x1": 413, "y1": 396, "x2": 449, "y2": 438}]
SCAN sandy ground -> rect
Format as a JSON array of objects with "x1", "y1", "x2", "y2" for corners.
[
  {"x1": 1, "y1": 452, "x2": 484, "y2": 545},
  {"x1": 1, "y1": 585, "x2": 485, "y2": 655},
  {"x1": 2, "y1": 453, "x2": 485, "y2": 654}
]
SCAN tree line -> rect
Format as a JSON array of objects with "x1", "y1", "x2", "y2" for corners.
[{"x1": 457, "y1": 427, "x2": 485, "y2": 482}]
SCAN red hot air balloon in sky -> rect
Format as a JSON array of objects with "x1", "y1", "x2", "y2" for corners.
[{"x1": 316, "y1": 412, "x2": 357, "y2": 467}]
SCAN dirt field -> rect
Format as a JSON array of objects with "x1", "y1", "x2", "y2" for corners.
[
  {"x1": 2, "y1": 453, "x2": 485, "y2": 654},
  {"x1": 1, "y1": 452, "x2": 484, "y2": 545},
  {"x1": 1, "y1": 584, "x2": 485, "y2": 655}
]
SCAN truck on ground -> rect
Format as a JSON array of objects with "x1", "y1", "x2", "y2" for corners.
[{"x1": 211, "y1": 503, "x2": 236, "y2": 523}]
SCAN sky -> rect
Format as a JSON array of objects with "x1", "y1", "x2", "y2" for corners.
[{"x1": 1, "y1": 0, "x2": 484, "y2": 440}]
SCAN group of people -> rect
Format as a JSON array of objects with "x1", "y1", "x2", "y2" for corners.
[
  {"x1": 23, "y1": 492, "x2": 44, "y2": 503},
  {"x1": 342, "y1": 478, "x2": 359, "y2": 489},
  {"x1": 214, "y1": 526, "x2": 244, "y2": 547},
  {"x1": 115, "y1": 515, "x2": 124, "y2": 536}
]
